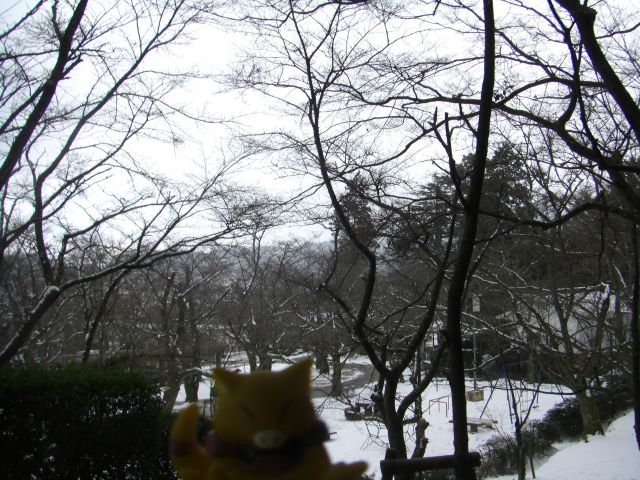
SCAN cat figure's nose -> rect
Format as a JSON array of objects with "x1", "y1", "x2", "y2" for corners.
[{"x1": 253, "y1": 430, "x2": 286, "y2": 449}]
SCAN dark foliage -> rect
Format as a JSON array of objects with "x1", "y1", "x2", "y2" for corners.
[
  {"x1": 478, "y1": 434, "x2": 521, "y2": 478},
  {"x1": 542, "y1": 381, "x2": 632, "y2": 442},
  {"x1": 595, "y1": 375, "x2": 634, "y2": 424},
  {"x1": 541, "y1": 398, "x2": 583, "y2": 440},
  {"x1": 477, "y1": 421, "x2": 555, "y2": 479},
  {"x1": 0, "y1": 365, "x2": 211, "y2": 480},
  {"x1": 418, "y1": 469, "x2": 456, "y2": 479}
]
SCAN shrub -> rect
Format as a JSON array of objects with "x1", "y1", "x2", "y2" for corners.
[
  {"x1": 540, "y1": 398, "x2": 582, "y2": 440},
  {"x1": 478, "y1": 433, "x2": 518, "y2": 478},
  {"x1": 526, "y1": 418, "x2": 561, "y2": 445},
  {"x1": 540, "y1": 383, "x2": 632, "y2": 442},
  {"x1": 594, "y1": 376, "x2": 633, "y2": 424},
  {"x1": 478, "y1": 412, "x2": 562, "y2": 478},
  {"x1": 0, "y1": 365, "x2": 179, "y2": 480}
]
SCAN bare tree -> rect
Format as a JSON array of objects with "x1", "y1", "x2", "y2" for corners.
[
  {"x1": 474, "y1": 203, "x2": 635, "y2": 437},
  {"x1": 214, "y1": 0, "x2": 639, "y2": 470},
  {"x1": 364, "y1": 0, "x2": 640, "y2": 448},
  {"x1": 225, "y1": 3, "x2": 499, "y2": 479},
  {"x1": 456, "y1": 0, "x2": 640, "y2": 444},
  {"x1": 0, "y1": 0, "x2": 244, "y2": 366},
  {"x1": 221, "y1": 225, "x2": 307, "y2": 371}
]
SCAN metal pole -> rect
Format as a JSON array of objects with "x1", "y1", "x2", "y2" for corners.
[{"x1": 472, "y1": 294, "x2": 480, "y2": 390}]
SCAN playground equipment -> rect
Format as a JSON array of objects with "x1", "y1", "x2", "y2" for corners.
[
  {"x1": 479, "y1": 361, "x2": 541, "y2": 424},
  {"x1": 465, "y1": 388, "x2": 484, "y2": 402},
  {"x1": 427, "y1": 394, "x2": 450, "y2": 417}
]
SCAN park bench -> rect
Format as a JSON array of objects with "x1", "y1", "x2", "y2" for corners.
[{"x1": 449, "y1": 416, "x2": 497, "y2": 433}]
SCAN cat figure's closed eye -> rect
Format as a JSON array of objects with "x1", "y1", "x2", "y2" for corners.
[{"x1": 170, "y1": 359, "x2": 367, "y2": 480}]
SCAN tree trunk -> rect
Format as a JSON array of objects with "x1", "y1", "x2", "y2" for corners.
[
  {"x1": 162, "y1": 333, "x2": 182, "y2": 410},
  {"x1": 0, "y1": 286, "x2": 61, "y2": 367},
  {"x1": 554, "y1": 0, "x2": 640, "y2": 147},
  {"x1": 247, "y1": 351, "x2": 258, "y2": 372},
  {"x1": 162, "y1": 342, "x2": 182, "y2": 410},
  {"x1": 184, "y1": 373, "x2": 200, "y2": 403},
  {"x1": 445, "y1": 2, "x2": 495, "y2": 478},
  {"x1": 575, "y1": 389, "x2": 604, "y2": 437},
  {"x1": 183, "y1": 298, "x2": 201, "y2": 403},
  {"x1": 383, "y1": 376, "x2": 411, "y2": 480},
  {"x1": 330, "y1": 352, "x2": 343, "y2": 397},
  {"x1": 82, "y1": 273, "x2": 126, "y2": 364},
  {"x1": 411, "y1": 348, "x2": 428, "y2": 459},
  {"x1": 0, "y1": 0, "x2": 89, "y2": 190},
  {"x1": 258, "y1": 353, "x2": 272, "y2": 371},
  {"x1": 631, "y1": 224, "x2": 640, "y2": 450},
  {"x1": 315, "y1": 351, "x2": 330, "y2": 375},
  {"x1": 507, "y1": 372, "x2": 527, "y2": 480},
  {"x1": 412, "y1": 417, "x2": 429, "y2": 460},
  {"x1": 163, "y1": 375, "x2": 182, "y2": 410},
  {"x1": 82, "y1": 316, "x2": 99, "y2": 365}
]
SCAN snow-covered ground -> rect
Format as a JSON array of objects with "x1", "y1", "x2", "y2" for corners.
[
  {"x1": 483, "y1": 410, "x2": 640, "y2": 480},
  {"x1": 322, "y1": 393, "x2": 640, "y2": 480},
  {"x1": 175, "y1": 357, "x2": 640, "y2": 479},
  {"x1": 525, "y1": 411, "x2": 639, "y2": 480}
]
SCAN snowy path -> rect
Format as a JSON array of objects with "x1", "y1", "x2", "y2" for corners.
[{"x1": 174, "y1": 356, "x2": 376, "y2": 406}]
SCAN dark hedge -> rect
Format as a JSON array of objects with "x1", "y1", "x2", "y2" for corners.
[{"x1": 0, "y1": 365, "x2": 181, "y2": 480}]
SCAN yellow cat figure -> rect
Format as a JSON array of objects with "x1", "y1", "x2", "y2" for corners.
[{"x1": 170, "y1": 359, "x2": 367, "y2": 480}]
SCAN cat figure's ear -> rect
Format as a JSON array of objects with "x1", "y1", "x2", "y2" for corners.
[
  {"x1": 281, "y1": 358, "x2": 313, "y2": 392},
  {"x1": 213, "y1": 368, "x2": 243, "y2": 396},
  {"x1": 213, "y1": 359, "x2": 313, "y2": 396}
]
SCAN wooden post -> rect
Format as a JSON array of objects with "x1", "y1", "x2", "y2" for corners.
[
  {"x1": 380, "y1": 449, "x2": 398, "y2": 480},
  {"x1": 380, "y1": 452, "x2": 481, "y2": 479}
]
